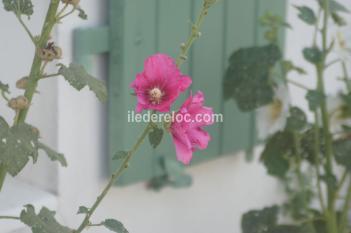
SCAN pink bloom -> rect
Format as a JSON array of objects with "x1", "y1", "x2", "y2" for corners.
[
  {"x1": 130, "y1": 54, "x2": 192, "y2": 112},
  {"x1": 170, "y1": 91, "x2": 214, "y2": 165}
]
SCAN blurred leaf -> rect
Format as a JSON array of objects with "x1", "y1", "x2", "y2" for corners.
[
  {"x1": 320, "y1": 174, "x2": 337, "y2": 189},
  {"x1": 148, "y1": 127, "x2": 164, "y2": 149},
  {"x1": 286, "y1": 107, "x2": 307, "y2": 131},
  {"x1": 303, "y1": 47, "x2": 323, "y2": 64},
  {"x1": 77, "y1": 206, "x2": 89, "y2": 215},
  {"x1": 38, "y1": 142, "x2": 67, "y2": 167},
  {"x1": 20, "y1": 205, "x2": 72, "y2": 233},
  {"x1": 318, "y1": 0, "x2": 350, "y2": 13},
  {"x1": 300, "y1": 127, "x2": 325, "y2": 164},
  {"x1": 103, "y1": 219, "x2": 128, "y2": 233},
  {"x1": 113, "y1": 151, "x2": 128, "y2": 160},
  {"x1": 331, "y1": 12, "x2": 347, "y2": 26},
  {"x1": 3, "y1": 0, "x2": 33, "y2": 17},
  {"x1": 242, "y1": 206, "x2": 278, "y2": 233},
  {"x1": 58, "y1": 63, "x2": 107, "y2": 102},
  {"x1": 223, "y1": 44, "x2": 281, "y2": 112},
  {"x1": 0, "y1": 117, "x2": 39, "y2": 176},
  {"x1": 282, "y1": 60, "x2": 307, "y2": 75},
  {"x1": 77, "y1": 7, "x2": 87, "y2": 20},
  {"x1": 306, "y1": 90, "x2": 325, "y2": 111},
  {"x1": 261, "y1": 131, "x2": 293, "y2": 178},
  {"x1": 333, "y1": 139, "x2": 351, "y2": 170},
  {"x1": 0, "y1": 81, "x2": 9, "y2": 93},
  {"x1": 294, "y1": 6, "x2": 317, "y2": 25}
]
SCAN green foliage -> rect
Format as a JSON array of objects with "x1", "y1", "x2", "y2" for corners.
[
  {"x1": 0, "y1": 81, "x2": 9, "y2": 93},
  {"x1": 103, "y1": 219, "x2": 129, "y2": 233},
  {"x1": 294, "y1": 6, "x2": 317, "y2": 25},
  {"x1": 58, "y1": 63, "x2": 107, "y2": 102},
  {"x1": 0, "y1": 117, "x2": 38, "y2": 176},
  {"x1": 282, "y1": 60, "x2": 307, "y2": 75},
  {"x1": 77, "y1": 206, "x2": 89, "y2": 215},
  {"x1": 223, "y1": 44, "x2": 281, "y2": 112},
  {"x1": 333, "y1": 139, "x2": 351, "y2": 170},
  {"x1": 286, "y1": 107, "x2": 307, "y2": 131},
  {"x1": 242, "y1": 206, "x2": 279, "y2": 233},
  {"x1": 3, "y1": 0, "x2": 33, "y2": 17},
  {"x1": 306, "y1": 90, "x2": 325, "y2": 111},
  {"x1": 318, "y1": 0, "x2": 350, "y2": 13},
  {"x1": 147, "y1": 157, "x2": 192, "y2": 191},
  {"x1": 148, "y1": 127, "x2": 164, "y2": 149},
  {"x1": 261, "y1": 131, "x2": 293, "y2": 178},
  {"x1": 38, "y1": 142, "x2": 67, "y2": 167},
  {"x1": 303, "y1": 47, "x2": 323, "y2": 64},
  {"x1": 20, "y1": 205, "x2": 73, "y2": 233},
  {"x1": 77, "y1": 8, "x2": 87, "y2": 20}
]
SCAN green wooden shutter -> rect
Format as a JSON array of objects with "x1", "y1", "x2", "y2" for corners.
[{"x1": 73, "y1": 0, "x2": 287, "y2": 185}]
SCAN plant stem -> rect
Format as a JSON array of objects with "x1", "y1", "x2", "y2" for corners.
[
  {"x1": 339, "y1": 178, "x2": 351, "y2": 233},
  {"x1": 341, "y1": 61, "x2": 351, "y2": 92},
  {"x1": 75, "y1": 122, "x2": 153, "y2": 233},
  {"x1": 0, "y1": 216, "x2": 20, "y2": 220},
  {"x1": 176, "y1": 1, "x2": 212, "y2": 67},
  {"x1": 16, "y1": 14, "x2": 36, "y2": 45}
]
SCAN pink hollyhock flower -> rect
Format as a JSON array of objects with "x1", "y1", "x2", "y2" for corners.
[
  {"x1": 130, "y1": 54, "x2": 192, "y2": 112},
  {"x1": 170, "y1": 91, "x2": 214, "y2": 165}
]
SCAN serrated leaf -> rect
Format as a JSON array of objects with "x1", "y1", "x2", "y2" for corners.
[
  {"x1": 77, "y1": 7, "x2": 87, "y2": 20},
  {"x1": 103, "y1": 219, "x2": 129, "y2": 233},
  {"x1": 20, "y1": 205, "x2": 73, "y2": 233},
  {"x1": 242, "y1": 206, "x2": 278, "y2": 233},
  {"x1": 333, "y1": 139, "x2": 351, "y2": 170},
  {"x1": 303, "y1": 47, "x2": 323, "y2": 64},
  {"x1": 113, "y1": 151, "x2": 128, "y2": 160},
  {"x1": 295, "y1": 6, "x2": 317, "y2": 25},
  {"x1": 148, "y1": 127, "x2": 164, "y2": 149},
  {"x1": 261, "y1": 131, "x2": 293, "y2": 178},
  {"x1": 306, "y1": 90, "x2": 325, "y2": 111},
  {"x1": 3, "y1": 0, "x2": 34, "y2": 16},
  {"x1": 0, "y1": 117, "x2": 39, "y2": 176},
  {"x1": 38, "y1": 142, "x2": 67, "y2": 167},
  {"x1": 223, "y1": 44, "x2": 281, "y2": 112},
  {"x1": 58, "y1": 63, "x2": 107, "y2": 102},
  {"x1": 77, "y1": 206, "x2": 89, "y2": 215},
  {"x1": 286, "y1": 107, "x2": 307, "y2": 131}
]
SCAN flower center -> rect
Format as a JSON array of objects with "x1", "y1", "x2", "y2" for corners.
[{"x1": 149, "y1": 87, "x2": 164, "y2": 105}]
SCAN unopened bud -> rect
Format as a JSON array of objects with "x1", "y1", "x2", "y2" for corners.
[
  {"x1": 8, "y1": 96, "x2": 30, "y2": 110},
  {"x1": 61, "y1": 0, "x2": 80, "y2": 6},
  {"x1": 31, "y1": 126, "x2": 40, "y2": 138},
  {"x1": 16, "y1": 77, "x2": 29, "y2": 90}
]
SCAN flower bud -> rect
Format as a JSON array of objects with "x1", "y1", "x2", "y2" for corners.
[
  {"x1": 38, "y1": 42, "x2": 63, "y2": 61},
  {"x1": 61, "y1": 0, "x2": 80, "y2": 6},
  {"x1": 16, "y1": 76, "x2": 29, "y2": 90},
  {"x1": 8, "y1": 96, "x2": 30, "y2": 110},
  {"x1": 31, "y1": 126, "x2": 40, "y2": 138}
]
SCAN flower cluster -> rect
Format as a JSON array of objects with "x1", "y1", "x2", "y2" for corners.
[{"x1": 131, "y1": 54, "x2": 214, "y2": 164}]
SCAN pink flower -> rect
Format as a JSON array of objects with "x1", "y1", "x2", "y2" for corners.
[
  {"x1": 130, "y1": 54, "x2": 192, "y2": 112},
  {"x1": 170, "y1": 91, "x2": 214, "y2": 165}
]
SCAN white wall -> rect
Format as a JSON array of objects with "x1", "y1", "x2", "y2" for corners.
[{"x1": 0, "y1": 0, "x2": 350, "y2": 233}]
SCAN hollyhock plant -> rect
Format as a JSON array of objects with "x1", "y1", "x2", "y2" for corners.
[
  {"x1": 131, "y1": 53, "x2": 192, "y2": 112},
  {"x1": 170, "y1": 91, "x2": 214, "y2": 164}
]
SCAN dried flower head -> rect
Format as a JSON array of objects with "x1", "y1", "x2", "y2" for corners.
[
  {"x1": 8, "y1": 96, "x2": 30, "y2": 110},
  {"x1": 61, "y1": 0, "x2": 80, "y2": 7},
  {"x1": 16, "y1": 77, "x2": 29, "y2": 90}
]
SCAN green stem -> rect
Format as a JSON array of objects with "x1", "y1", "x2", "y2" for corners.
[
  {"x1": 341, "y1": 61, "x2": 351, "y2": 92},
  {"x1": 16, "y1": 14, "x2": 36, "y2": 45},
  {"x1": 75, "y1": 122, "x2": 153, "y2": 233},
  {"x1": 0, "y1": 165, "x2": 7, "y2": 191},
  {"x1": 15, "y1": 0, "x2": 61, "y2": 125},
  {"x1": 0, "y1": 216, "x2": 20, "y2": 220},
  {"x1": 339, "y1": 178, "x2": 351, "y2": 233}
]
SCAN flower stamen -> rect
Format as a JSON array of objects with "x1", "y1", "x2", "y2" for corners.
[{"x1": 149, "y1": 87, "x2": 164, "y2": 105}]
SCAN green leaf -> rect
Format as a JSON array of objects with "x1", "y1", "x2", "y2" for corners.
[
  {"x1": 282, "y1": 60, "x2": 307, "y2": 75},
  {"x1": 20, "y1": 205, "x2": 73, "y2": 233},
  {"x1": 77, "y1": 7, "x2": 87, "y2": 20},
  {"x1": 0, "y1": 81, "x2": 9, "y2": 93},
  {"x1": 300, "y1": 127, "x2": 325, "y2": 164},
  {"x1": 38, "y1": 142, "x2": 67, "y2": 167},
  {"x1": 294, "y1": 6, "x2": 317, "y2": 25},
  {"x1": 306, "y1": 90, "x2": 325, "y2": 111},
  {"x1": 224, "y1": 44, "x2": 281, "y2": 112},
  {"x1": 261, "y1": 131, "x2": 293, "y2": 178},
  {"x1": 241, "y1": 206, "x2": 278, "y2": 233},
  {"x1": 3, "y1": 0, "x2": 34, "y2": 16},
  {"x1": 318, "y1": 0, "x2": 350, "y2": 13},
  {"x1": 331, "y1": 12, "x2": 347, "y2": 26},
  {"x1": 58, "y1": 63, "x2": 107, "y2": 102},
  {"x1": 333, "y1": 139, "x2": 351, "y2": 170},
  {"x1": 0, "y1": 117, "x2": 39, "y2": 176},
  {"x1": 113, "y1": 151, "x2": 128, "y2": 160},
  {"x1": 148, "y1": 127, "x2": 164, "y2": 149},
  {"x1": 103, "y1": 219, "x2": 129, "y2": 233},
  {"x1": 286, "y1": 107, "x2": 307, "y2": 131},
  {"x1": 303, "y1": 47, "x2": 323, "y2": 64},
  {"x1": 77, "y1": 206, "x2": 89, "y2": 215}
]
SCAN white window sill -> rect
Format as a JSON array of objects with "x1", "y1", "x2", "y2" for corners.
[{"x1": 0, "y1": 177, "x2": 58, "y2": 233}]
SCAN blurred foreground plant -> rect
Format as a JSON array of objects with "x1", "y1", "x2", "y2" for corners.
[
  {"x1": 224, "y1": 0, "x2": 351, "y2": 233},
  {"x1": 0, "y1": 0, "x2": 218, "y2": 232}
]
